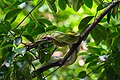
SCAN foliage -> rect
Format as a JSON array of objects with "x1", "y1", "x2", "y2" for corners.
[{"x1": 0, "y1": 0, "x2": 120, "y2": 80}]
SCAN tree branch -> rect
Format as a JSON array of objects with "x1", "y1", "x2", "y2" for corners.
[{"x1": 34, "y1": 1, "x2": 120, "y2": 73}]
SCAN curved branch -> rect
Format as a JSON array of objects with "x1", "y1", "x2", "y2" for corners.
[{"x1": 34, "y1": 1, "x2": 120, "y2": 73}]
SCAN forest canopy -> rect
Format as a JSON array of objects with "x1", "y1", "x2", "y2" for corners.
[{"x1": 0, "y1": 0, "x2": 120, "y2": 80}]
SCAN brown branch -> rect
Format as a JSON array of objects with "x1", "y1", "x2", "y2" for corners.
[{"x1": 34, "y1": 1, "x2": 120, "y2": 73}]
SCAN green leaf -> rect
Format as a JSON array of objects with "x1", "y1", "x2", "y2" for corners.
[
  {"x1": 94, "y1": 0, "x2": 103, "y2": 5},
  {"x1": 14, "y1": 47, "x2": 26, "y2": 55},
  {"x1": 73, "y1": 0, "x2": 83, "y2": 12},
  {"x1": 10, "y1": 16, "x2": 17, "y2": 23},
  {"x1": 58, "y1": 0, "x2": 66, "y2": 10},
  {"x1": 79, "y1": 16, "x2": 94, "y2": 34},
  {"x1": 65, "y1": 0, "x2": 71, "y2": 7},
  {"x1": 107, "y1": 10, "x2": 111, "y2": 24},
  {"x1": 98, "y1": 70, "x2": 107, "y2": 80},
  {"x1": 46, "y1": 25, "x2": 57, "y2": 32},
  {"x1": 34, "y1": 71, "x2": 44, "y2": 80},
  {"x1": 20, "y1": 64, "x2": 32, "y2": 80},
  {"x1": 31, "y1": 24, "x2": 45, "y2": 37},
  {"x1": 24, "y1": 52, "x2": 36, "y2": 65},
  {"x1": 83, "y1": 0, "x2": 93, "y2": 8},
  {"x1": 108, "y1": 32, "x2": 120, "y2": 39},
  {"x1": 14, "y1": 37, "x2": 22, "y2": 46},
  {"x1": 23, "y1": 35, "x2": 34, "y2": 43},
  {"x1": 91, "y1": 26, "x2": 102, "y2": 45},
  {"x1": 25, "y1": 21, "x2": 36, "y2": 34},
  {"x1": 4, "y1": 21, "x2": 11, "y2": 30},
  {"x1": 111, "y1": 5, "x2": 119, "y2": 19},
  {"x1": 0, "y1": 23, "x2": 8, "y2": 34},
  {"x1": 117, "y1": 37, "x2": 120, "y2": 50},
  {"x1": 3, "y1": 0, "x2": 16, "y2": 5},
  {"x1": 85, "y1": 55, "x2": 98, "y2": 63},
  {"x1": 78, "y1": 71, "x2": 86, "y2": 78},
  {"x1": 97, "y1": 2, "x2": 111, "y2": 11},
  {"x1": 48, "y1": 2, "x2": 57, "y2": 13},
  {"x1": 38, "y1": 18, "x2": 53, "y2": 26},
  {"x1": 97, "y1": 24, "x2": 108, "y2": 40},
  {"x1": 87, "y1": 61, "x2": 98, "y2": 69},
  {"x1": 87, "y1": 46, "x2": 105, "y2": 55},
  {"x1": 4, "y1": 8, "x2": 22, "y2": 20}
]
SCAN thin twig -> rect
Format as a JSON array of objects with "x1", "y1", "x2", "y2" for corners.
[{"x1": 15, "y1": 0, "x2": 43, "y2": 29}]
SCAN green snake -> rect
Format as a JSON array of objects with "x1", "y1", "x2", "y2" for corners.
[{"x1": 36, "y1": 31, "x2": 80, "y2": 65}]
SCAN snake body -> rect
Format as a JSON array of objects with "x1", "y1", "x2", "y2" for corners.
[{"x1": 36, "y1": 31, "x2": 80, "y2": 65}]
